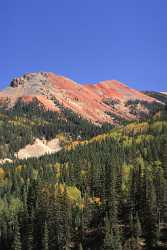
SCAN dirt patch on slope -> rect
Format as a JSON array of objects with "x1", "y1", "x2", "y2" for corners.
[{"x1": 15, "y1": 138, "x2": 62, "y2": 160}]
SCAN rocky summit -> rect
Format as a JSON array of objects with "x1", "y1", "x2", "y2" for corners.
[{"x1": 0, "y1": 72, "x2": 159, "y2": 124}]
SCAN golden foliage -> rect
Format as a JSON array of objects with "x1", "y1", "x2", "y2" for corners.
[
  {"x1": 0, "y1": 168, "x2": 5, "y2": 180},
  {"x1": 123, "y1": 122, "x2": 149, "y2": 135},
  {"x1": 55, "y1": 183, "x2": 81, "y2": 205},
  {"x1": 88, "y1": 196, "x2": 101, "y2": 206}
]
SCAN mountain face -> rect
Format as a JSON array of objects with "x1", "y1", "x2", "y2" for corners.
[
  {"x1": 0, "y1": 73, "x2": 167, "y2": 250},
  {"x1": 0, "y1": 72, "x2": 158, "y2": 124}
]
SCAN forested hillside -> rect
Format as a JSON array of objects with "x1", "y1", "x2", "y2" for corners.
[
  {"x1": 0, "y1": 95, "x2": 164, "y2": 160},
  {"x1": 0, "y1": 103, "x2": 167, "y2": 250},
  {"x1": 143, "y1": 91, "x2": 167, "y2": 104},
  {"x1": 0, "y1": 99, "x2": 112, "y2": 159}
]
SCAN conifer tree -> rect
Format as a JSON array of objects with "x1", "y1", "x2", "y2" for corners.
[
  {"x1": 42, "y1": 221, "x2": 49, "y2": 250},
  {"x1": 103, "y1": 216, "x2": 115, "y2": 250},
  {"x1": 142, "y1": 168, "x2": 159, "y2": 249},
  {"x1": 162, "y1": 142, "x2": 167, "y2": 180},
  {"x1": 26, "y1": 216, "x2": 34, "y2": 250},
  {"x1": 13, "y1": 219, "x2": 22, "y2": 250}
]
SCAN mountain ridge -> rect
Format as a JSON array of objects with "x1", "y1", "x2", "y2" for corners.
[{"x1": 0, "y1": 72, "x2": 160, "y2": 124}]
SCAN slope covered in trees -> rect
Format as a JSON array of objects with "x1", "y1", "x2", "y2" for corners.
[
  {"x1": 0, "y1": 96, "x2": 164, "y2": 160},
  {"x1": 143, "y1": 91, "x2": 167, "y2": 104},
  {"x1": 0, "y1": 105, "x2": 167, "y2": 250},
  {"x1": 0, "y1": 99, "x2": 112, "y2": 159}
]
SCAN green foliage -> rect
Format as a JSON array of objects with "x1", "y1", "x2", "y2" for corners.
[
  {"x1": 0, "y1": 99, "x2": 113, "y2": 158},
  {"x1": 0, "y1": 102, "x2": 167, "y2": 249},
  {"x1": 13, "y1": 219, "x2": 22, "y2": 250},
  {"x1": 125, "y1": 99, "x2": 164, "y2": 118}
]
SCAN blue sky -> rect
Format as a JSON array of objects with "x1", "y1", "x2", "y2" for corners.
[{"x1": 0, "y1": 0, "x2": 167, "y2": 91}]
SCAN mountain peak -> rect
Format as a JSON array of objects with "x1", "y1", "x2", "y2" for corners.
[
  {"x1": 10, "y1": 72, "x2": 49, "y2": 88},
  {"x1": 0, "y1": 72, "x2": 159, "y2": 124}
]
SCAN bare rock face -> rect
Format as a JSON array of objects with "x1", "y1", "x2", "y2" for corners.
[
  {"x1": 10, "y1": 77, "x2": 24, "y2": 87},
  {"x1": 0, "y1": 72, "x2": 159, "y2": 124},
  {"x1": 10, "y1": 72, "x2": 49, "y2": 88}
]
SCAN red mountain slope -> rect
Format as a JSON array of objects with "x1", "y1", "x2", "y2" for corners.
[{"x1": 0, "y1": 72, "x2": 157, "y2": 124}]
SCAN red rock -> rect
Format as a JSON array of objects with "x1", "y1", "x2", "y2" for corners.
[{"x1": 0, "y1": 72, "x2": 158, "y2": 124}]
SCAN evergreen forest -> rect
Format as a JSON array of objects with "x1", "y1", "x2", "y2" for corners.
[{"x1": 0, "y1": 100, "x2": 167, "y2": 250}]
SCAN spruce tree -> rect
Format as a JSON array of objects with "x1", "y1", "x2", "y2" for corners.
[
  {"x1": 162, "y1": 142, "x2": 167, "y2": 180},
  {"x1": 42, "y1": 221, "x2": 49, "y2": 250},
  {"x1": 13, "y1": 219, "x2": 22, "y2": 250},
  {"x1": 103, "y1": 216, "x2": 115, "y2": 250},
  {"x1": 26, "y1": 216, "x2": 34, "y2": 250},
  {"x1": 142, "y1": 168, "x2": 159, "y2": 249}
]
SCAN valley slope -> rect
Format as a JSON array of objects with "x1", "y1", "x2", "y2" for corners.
[{"x1": 0, "y1": 72, "x2": 167, "y2": 250}]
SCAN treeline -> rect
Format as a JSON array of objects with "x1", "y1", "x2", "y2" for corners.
[
  {"x1": 0, "y1": 97, "x2": 165, "y2": 159},
  {"x1": 0, "y1": 109, "x2": 167, "y2": 249},
  {"x1": 125, "y1": 99, "x2": 164, "y2": 119},
  {"x1": 0, "y1": 99, "x2": 112, "y2": 158},
  {"x1": 143, "y1": 91, "x2": 167, "y2": 104}
]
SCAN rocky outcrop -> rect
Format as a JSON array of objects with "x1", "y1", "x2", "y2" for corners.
[
  {"x1": 0, "y1": 72, "x2": 159, "y2": 124},
  {"x1": 10, "y1": 77, "x2": 24, "y2": 87}
]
